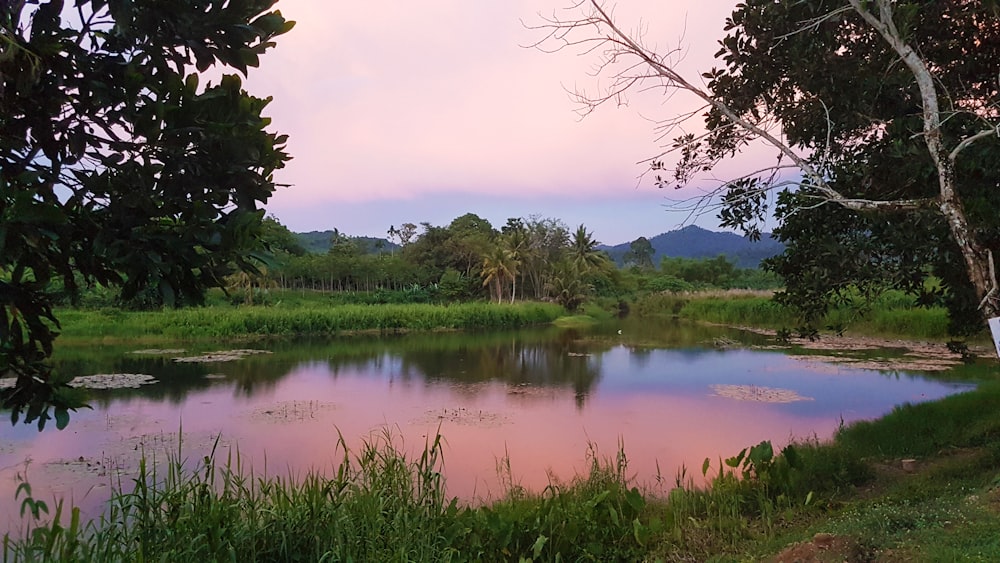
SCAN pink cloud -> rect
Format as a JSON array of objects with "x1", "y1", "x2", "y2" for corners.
[{"x1": 244, "y1": 0, "x2": 743, "y2": 214}]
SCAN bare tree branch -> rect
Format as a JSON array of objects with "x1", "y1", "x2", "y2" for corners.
[{"x1": 531, "y1": 0, "x2": 939, "y2": 217}]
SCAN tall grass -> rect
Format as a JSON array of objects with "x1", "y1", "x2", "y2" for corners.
[
  {"x1": 6, "y1": 380, "x2": 1000, "y2": 563},
  {"x1": 635, "y1": 289, "x2": 954, "y2": 339},
  {"x1": 3, "y1": 432, "x2": 652, "y2": 562},
  {"x1": 56, "y1": 302, "x2": 565, "y2": 341}
]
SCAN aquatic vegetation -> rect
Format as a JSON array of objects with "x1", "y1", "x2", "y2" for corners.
[
  {"x1": 709, "y1": 384, "x2": 813, "y2": 403},
  {"x1": 171, "y1": 349, "x2": 272, "y2": 363},
  {"x1": 0, "y1": 374, "x2": 157, "y2": 391}
]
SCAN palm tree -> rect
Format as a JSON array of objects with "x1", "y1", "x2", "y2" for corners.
[
  {"x1": 501, "y1": 228, "x2": 528, "y2": 302},
  {"x1": 569, "y1": 224, "x2": 609, "y2": 273},
  {"x1": 481, "y1": 246, "x2": 519, "y2": 303},
  {"x1": 545, "y1": 260, "x2": 590, "y2": 312}
]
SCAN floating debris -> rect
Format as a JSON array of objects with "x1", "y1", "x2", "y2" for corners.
[
  {"x1": 713, "y1": 337, "x2": 740, "y2": 349},
  {"x1": 130, "y1": 348, "x2": 186, "y2": 355},
  {"x1": 567, "y1": 352, "x2": 592, "y2": 357},
  {"x1": 792, "y1": 354, "x2": 958, "y2": 372},
  {"x1": 710, "y1": 384, "x2": 813, "y2": 403},
  {"x1": 69, "y1": 373, "x2": 157, "y2": 390},
  {"x1": 173, "y1": 349, "x2": 272, "y2": 363}
]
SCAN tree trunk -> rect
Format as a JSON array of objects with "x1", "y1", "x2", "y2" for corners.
[{"x1": 939, "y1": 188, "x2": 999, "y2": 320}]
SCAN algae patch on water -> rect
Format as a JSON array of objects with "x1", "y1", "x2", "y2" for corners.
[
  {"x1": 0, "y1": 373, "x2": 157, "y2": 390},
  {"x1": 173, "y1": 349, "x2": 272, "y2": 363},
  {"x1": 130, "y1": 348, "x2": 187, "y2": 355},
  {"x1": 72, "y1": 373, "x2": 158, "y2": 389},
  {"x1": 710, "y1": 384, "x2": 813, "y2": 403}
]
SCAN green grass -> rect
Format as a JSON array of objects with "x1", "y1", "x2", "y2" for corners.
[
  {"x1": 634, "y1": 289, "x2": 954, "y2": 340},
  {"x1": 551, "y1": 314, "x2": 600, "y2": 328},
  {"x1": 55, "y1": 301, "x2": 565, "y2": 342}
]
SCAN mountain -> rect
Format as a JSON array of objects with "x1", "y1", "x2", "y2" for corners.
[
  {"x1": 293, "y1": 225, "x2": 782, "y2": 268},
  {"x1": 599, "y1": 225, "x2": 784, "y2": 268}
]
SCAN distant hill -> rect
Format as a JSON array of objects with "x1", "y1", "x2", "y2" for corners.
[
  {"x1": 295, "y1": 231, "x2": 398, "y2": 255},
  {"x1": 294, "y1": 225, "x2": 782, "y2": 267},
  {"x1": 599, "y1": 225, "x2": 784, "y2": 268}
]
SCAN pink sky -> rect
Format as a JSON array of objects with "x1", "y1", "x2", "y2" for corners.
[{"x1": 246, "y1": 1, "x2": 745, "y2": 244}]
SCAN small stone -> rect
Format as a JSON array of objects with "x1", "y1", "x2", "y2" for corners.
[{"x1": 813, "y1": 533, "x2": 835, "y2": 549}]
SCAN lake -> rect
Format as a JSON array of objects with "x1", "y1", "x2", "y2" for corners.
[{"x1": 0, "y1": 318, "x2": 975, "y2": 534}]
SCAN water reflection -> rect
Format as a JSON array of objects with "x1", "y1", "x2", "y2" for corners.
[{"x1": 1, "y1": 318, "x2": 975, "y2": 536}]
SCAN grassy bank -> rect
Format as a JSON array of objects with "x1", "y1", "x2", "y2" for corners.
[
  {"x1": 6, "y1": 381, "x2": 1000, "y2": 561},
  {"x1": 635, "y1": 289, "x2": 954, "y2": 340},
  {"x1": 55, "y1": 299, "x2": 565, "y2": 342}
]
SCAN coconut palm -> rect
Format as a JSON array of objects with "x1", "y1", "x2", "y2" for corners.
[
  {"x1": 481, "y1": 246, "x2": 519, "y2": 304},
  {"x1": 569, "y1": 224, "x2": 609, "y2": 273},
  {"x1": 501, "y1": 227, "x2": 529, "y2": 302},
  {"x1": 545, "y1": 260, "x2": 590, "y2": 312}
]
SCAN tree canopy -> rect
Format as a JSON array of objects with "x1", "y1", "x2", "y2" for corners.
[
  {"x1": 1, "y1": 0, "x2": 293, "y2": 428},
  {"x1": 707, "y1": 0, "x2": 1000, "y2": 334},
  {"x1": 537, "y1": 0, "x2": 1000, "y2": 337}
]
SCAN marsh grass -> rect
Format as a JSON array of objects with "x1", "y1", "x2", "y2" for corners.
[
  {"x1": 56, "y1": 301, "x2": 564, "y2": 342},
  {"x1": 636, "y1": 289, "x2": 954, "y2": 339},
  {"x1": 2, "y1": 431, "x2": 654, "y2": 562}
]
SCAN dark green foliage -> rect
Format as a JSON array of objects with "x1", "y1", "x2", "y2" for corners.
[
  {"x1": 705, "y1": 0, "x2": 1000, "y2": 337},
  {"x1": 294, "y1": 230, "x2": 397, "y2": 255},
  {"x1": 546, "y1": 261, "x2": 590, "y2": 312},
  {"x1": 643, "y1": 274, "x2": 694, "y2": 293},
  {"x1": 623, "y1": 236, "x2": 655, "y2": 269},
  {"x1": 1, "y1": 1, "x2": 293, "y2": 427}
]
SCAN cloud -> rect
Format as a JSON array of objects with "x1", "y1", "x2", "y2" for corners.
[{"x1": 247, "y1": 0, "x2": 743, "y2": 213}]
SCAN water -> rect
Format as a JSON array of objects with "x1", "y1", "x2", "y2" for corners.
[{"x1": 0, "y1": 319, "x2": 974, "y2": 533}]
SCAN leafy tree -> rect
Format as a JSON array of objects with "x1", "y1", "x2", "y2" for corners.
[
  {"x1": 623, "y1": 237, "x2": 654, "y2": 270},
  {"x1": 445, "y1": 213, "x2": 496, "y2": 277},
  {"x1": 260, "y1": 216, "x2": 306, "y2": 258},
  {"x1": 537, "y1": 0, "x2": 1000, "y2": 336},
  {"x1": 1, "y1": 0, "x2": 293, "y2": 428},
  {"x1": 661, "y1": 256, "x2": 738, "y2": 288}
]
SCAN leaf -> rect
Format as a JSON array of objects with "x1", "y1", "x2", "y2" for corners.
[
  {"x1": 55, "y1": 407, "x2": 70, "y2": 430},
  {"x1": 724, "y1": 448, "x2": 746, "y2": 468},
  {"x1": 531, "y1": 534, "x2": 548, "y2": 558}
]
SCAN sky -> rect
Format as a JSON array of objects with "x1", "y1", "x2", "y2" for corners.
[{"x1": 244, "y1": 0, "x2": 749, "y2": 246}]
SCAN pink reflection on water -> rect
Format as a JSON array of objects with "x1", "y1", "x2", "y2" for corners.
[{"x1": 1, "y1": 362, "x2": 842, "y2": 535}]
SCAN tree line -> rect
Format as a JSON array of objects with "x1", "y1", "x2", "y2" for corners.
[{"x1": 237, "y1": 213, "x2": 778, "y2": 310}]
